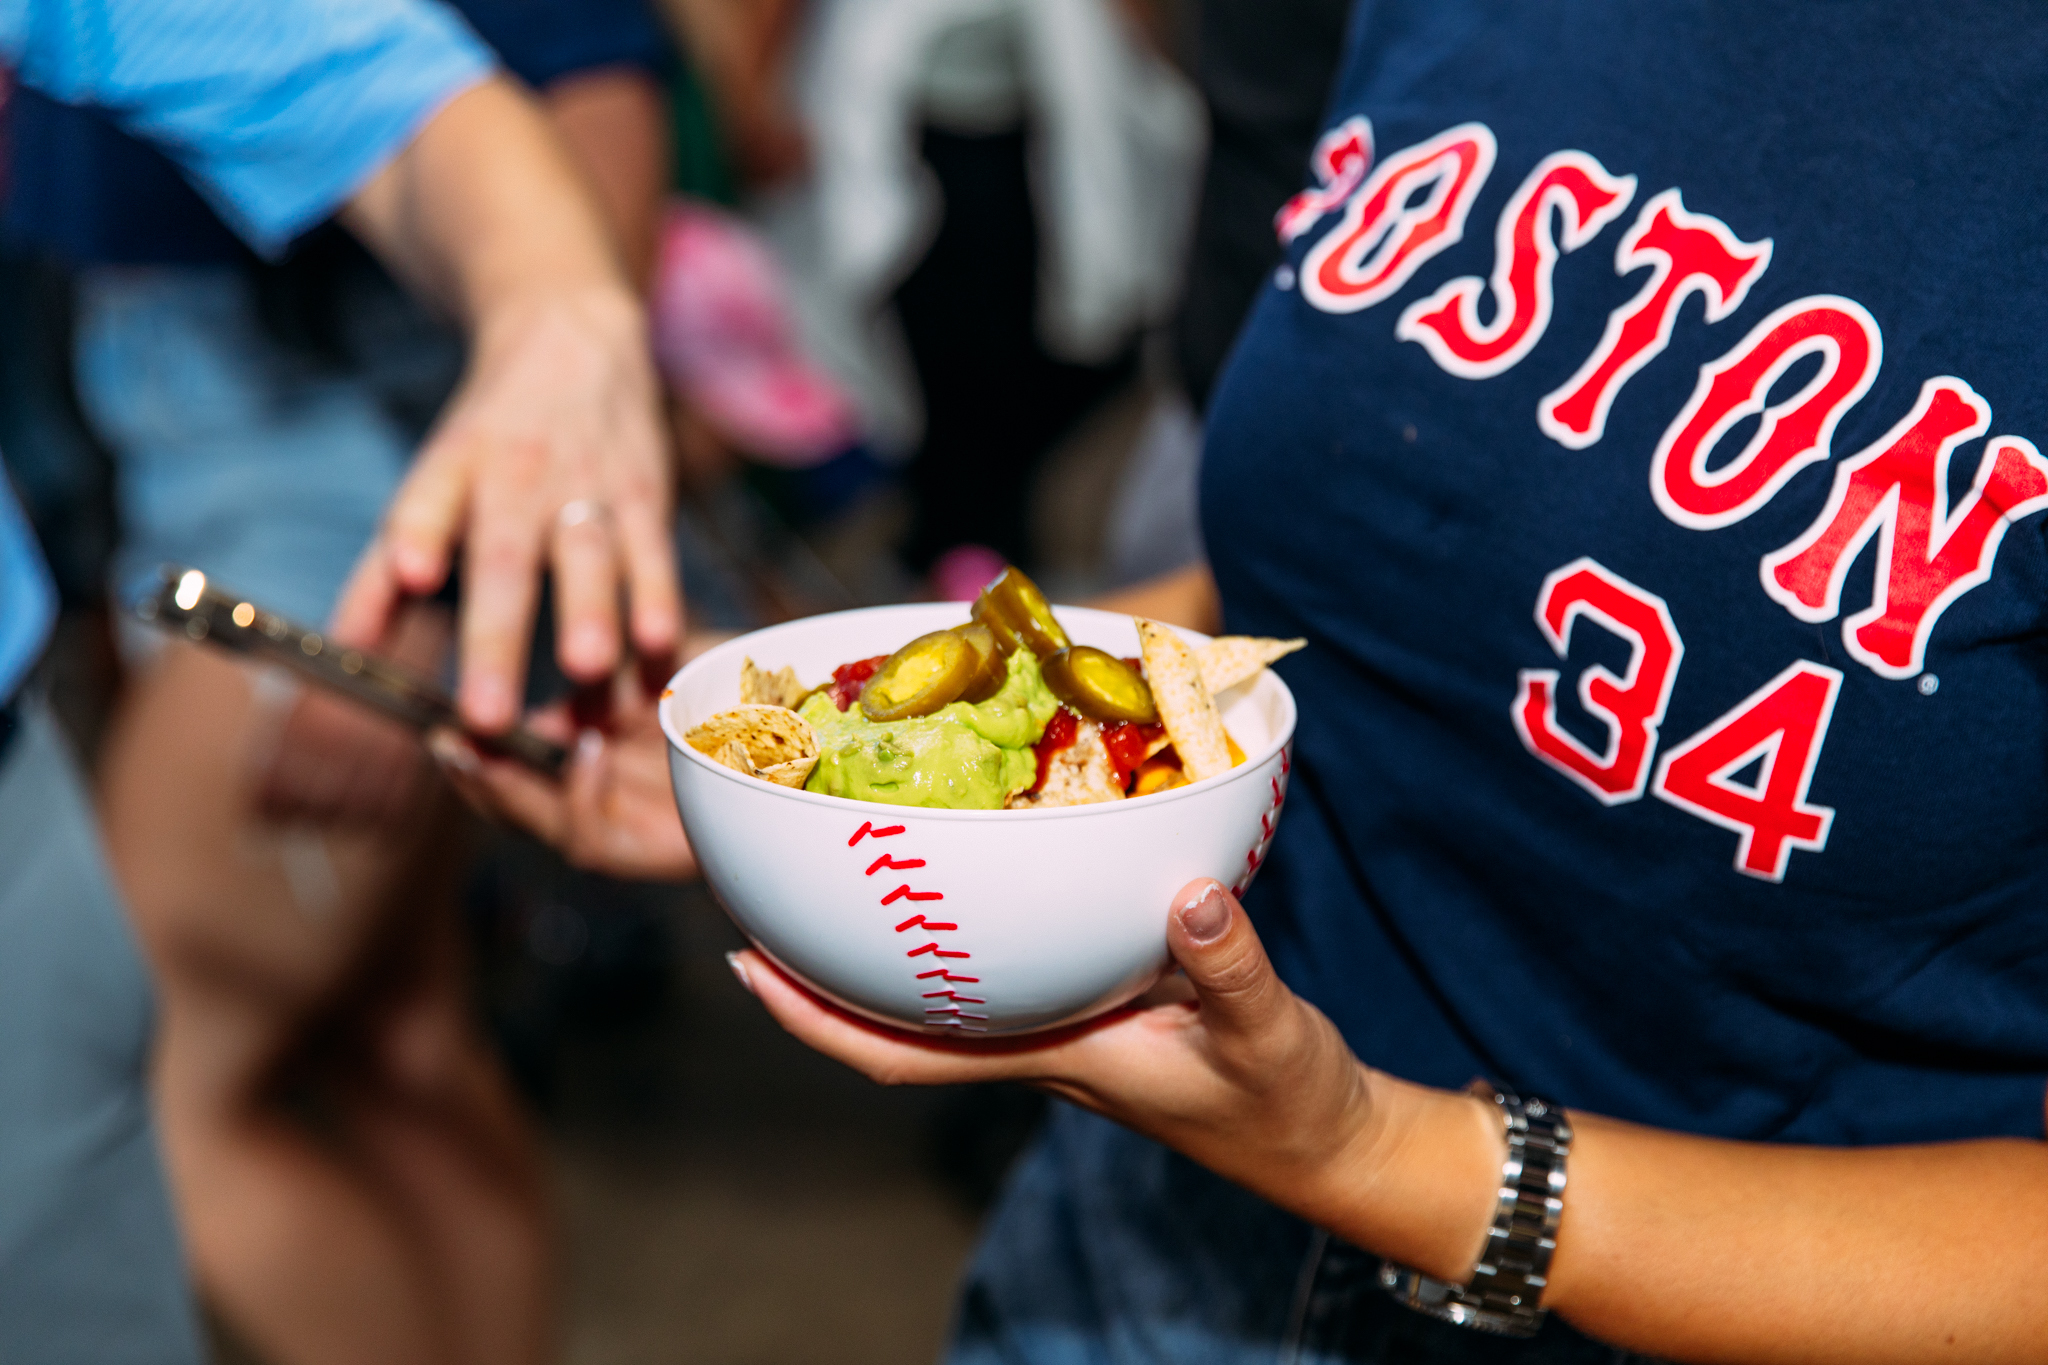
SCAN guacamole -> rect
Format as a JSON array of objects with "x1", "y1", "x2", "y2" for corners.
[{"x1": 799, "y1": 648, "x2": 1061, "y2": 809}]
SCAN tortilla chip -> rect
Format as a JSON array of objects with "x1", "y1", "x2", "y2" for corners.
[
  {"x1": 740, "y1": 657, "x2": 810, "y2": 709},
  {"x1": 709, "y1": 738, "x2": 757, "y2": 776},
  {"x1": 685, "y1": 705, "x2": 819, "y2": 786},
  {"x1": 1198, "y1": 636, "x2": 1305, "y2": 696},
  {"x1": 756, "y1": 755, "x2": 819, "y2": 789},
  {"x1": 1136, "y1": 619, "x2": 1231, "y2": 783}
]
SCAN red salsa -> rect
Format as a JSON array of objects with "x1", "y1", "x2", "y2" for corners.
[
  {"x1": 1029, "y1": 707, "x2": 1080, "y2": 793},
  {"x1": 826, "y1": 655, "x2": 891, "y2": 711},
  {"x1": 1099, "y1": 720, "x2": 1165, "y2": 785}
]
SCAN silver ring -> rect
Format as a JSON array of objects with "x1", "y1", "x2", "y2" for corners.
[{"x1": 556, "y1": 499, "x2": 607, "y2": 530}]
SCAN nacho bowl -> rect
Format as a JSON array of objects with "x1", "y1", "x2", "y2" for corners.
[{"x1": 660, "y1": 604, "x2": 1297, "y2": 1036}]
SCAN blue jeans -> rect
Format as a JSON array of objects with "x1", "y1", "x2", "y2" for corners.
[
  {"x1": 950, "y1": 1105, "x2": 1662, "y2": 1365},
  {"x1": 73, "y1": 263, "x2": 454, "y2": 628},
  {"x1": 0, "y1": 698, "x2": 202, "y2": 1364},
  {"x1": 72, "y1": 261, "x2": 759, "y2": 648}
]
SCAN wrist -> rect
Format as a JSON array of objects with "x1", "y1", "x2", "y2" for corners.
[
  {"x1": 1309, "y1": 1069, "x2": 1503, "y2": 1283},
  {"x1": 469, "y1": 278, "x2": 644, "y2": 357}
]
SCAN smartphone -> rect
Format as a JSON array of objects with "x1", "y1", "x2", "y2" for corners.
[{"x1": 133, "y1": 564, "x2": 568, "y2": 776}]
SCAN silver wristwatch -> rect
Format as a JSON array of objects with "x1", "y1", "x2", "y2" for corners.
[{"x1": 1379, "y1": 1079, "x2": 1572, "y2": 1337}]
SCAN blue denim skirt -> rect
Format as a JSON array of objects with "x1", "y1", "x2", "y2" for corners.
[{"x1": 948, "y1": 1104, "x2": 1665, "y2": 1365}]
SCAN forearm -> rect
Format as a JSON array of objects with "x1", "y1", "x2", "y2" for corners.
[
  {"x1": 340, "y1": 77, "x2": 636, "y2": 332},
  {"x1": 1086, "y1": 563, "x2": 1221, "y2": 633},
  {"x1": 1326, "y1": 1077, "x2": 2048, "y2": 1363}
]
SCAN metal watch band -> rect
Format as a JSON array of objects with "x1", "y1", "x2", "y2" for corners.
[{"x1": 1379, "y1": 1079, "x2": 1573, "y2": 1338}]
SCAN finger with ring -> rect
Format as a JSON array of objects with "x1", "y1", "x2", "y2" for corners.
[{"x1": 556, "y1": 499, "x2": 609, "y2": 532}]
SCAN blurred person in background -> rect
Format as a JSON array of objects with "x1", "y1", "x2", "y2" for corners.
[
  {"x1": 452, "y1": 3, "x2": 2048, "y2": 1362},
  {"x1": 1, "y1": 1, "x2": 678, "y2": 1361},
  {"x1": 0, "y1": 0, "x2": 680, "y2": 1361},
  {"x1": 667, "y1": 0, "x2": 1204, "y2": 596},
  {"x1": 1097, "y1": 0, "x2": 1353, "y2": 612}
]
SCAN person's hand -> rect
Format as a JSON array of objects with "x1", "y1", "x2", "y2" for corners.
[
  {"x1": 428, "y1": 656, "x2": 698, "y2": 882},
  {"x1": 737, "y1": 879, "x2": 1500, "y2": 1277},
  {"x1": 332, "y1": 285, "x2": 681, "y2": 735}
]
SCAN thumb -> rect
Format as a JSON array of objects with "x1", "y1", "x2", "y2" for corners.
[{"x1": 1166, "y1": 880, "x2": 1291, "y2": 1038}]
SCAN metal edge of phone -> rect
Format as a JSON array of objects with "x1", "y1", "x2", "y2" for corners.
[{"x1": 133, "y1": 564, "x2": 569, "y2": 777}]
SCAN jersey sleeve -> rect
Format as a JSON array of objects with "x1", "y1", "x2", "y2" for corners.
[
  {"x1": 3, "y1": 0, "x2": 495, "y2": 256},
  {"x1": 456, "y1": 0, "x2": 676, "y2": 92}
]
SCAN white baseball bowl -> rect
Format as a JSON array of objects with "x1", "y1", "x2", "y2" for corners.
[{"x1": 660, "y1": 603, "x2": 1296, "y2": 1036}]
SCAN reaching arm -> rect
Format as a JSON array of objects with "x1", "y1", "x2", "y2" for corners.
[
  {"x1": 738, "y1": 880, "x2": 2048, "y2": 1364},
  {"x1": 333, "y1": 76, "x2": 680, "y2": 731}
]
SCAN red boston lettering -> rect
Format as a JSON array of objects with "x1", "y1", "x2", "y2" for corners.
[
  {"x1": 1651, "y1": 661, "x2": 1842, "y2": 882},
  {"x1": 1300, "y1": 123, "x2": 1497, "y2": 316},
  {"x1": 1761, "y1": 377, "x2": 2048, "y2": 678},
  {"x1": 1275, "y1": 117, "x2": 1374, "y2": 245},
  {"x1": 1512, "y1": 558, "x2": 1685, "y2": 805},
  {"x1": 1397, "y1": 151, "x2": 1636, "y2": 378},
  {"x1": 1652, "y1": 296, "x2": 1882, "y2": 529},
  {"x1": 1540, "y1": 189, "x2": 1772, "y2": 449}
]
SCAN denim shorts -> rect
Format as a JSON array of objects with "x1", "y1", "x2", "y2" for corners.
[
  {"x1": 949, "y1": 1104, "x2": 1665, "y2": 1365},
  {"x1": 72, "y1": 263, "x2": 457, "y2": 631}
]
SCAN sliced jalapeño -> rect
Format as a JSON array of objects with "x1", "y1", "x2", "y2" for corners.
[
  {"x1": 950, "y1": 622, "x2": 1008, "y2": 702},
  {"x1": 977, "y1": 565, "x2": 1069, "y2": 658},
  {"x1": 859, "y1": 630, "x2": 978, "y2": 721},
  {"x1": 1041, "y1": 645, "x2": 1157, "y2": 724}
]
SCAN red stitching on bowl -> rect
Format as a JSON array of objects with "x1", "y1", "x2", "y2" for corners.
[
  {"x1": 895, "y1": 915, "x2": 956, "y2": 932},
  {"x1": 849, "y1": 819, "x2": 988, "y2": 1031},
  {"x1": 1232, "y1": 743, "x2": 1292, "y2": 903},
  {"x1": 905, "y1": 942, "x2": 972, "y2": 960}
]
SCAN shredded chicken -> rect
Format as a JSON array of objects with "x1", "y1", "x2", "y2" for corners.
[{"x1": 1007, "y1": 719, "x2": 1125, "y2": 809}]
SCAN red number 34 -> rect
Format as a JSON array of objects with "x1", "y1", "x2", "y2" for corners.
[{"x1": 1514, "y1": 557, "x2": 1842, "y2": 881}]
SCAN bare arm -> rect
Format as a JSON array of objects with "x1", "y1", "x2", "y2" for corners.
[
  {"x1": 1315, "y1": 1072, "x2": 2048, "y2": 1362},
  {"x1": 1086, "y1": 563, "x2": 1221, "y2": 633},
  {"x1": 334, "y1": 76, "x2": 679, "y2": 731},
  {"x1": 739, "y1": 881, "x2": 2048, "y2": 1364}
]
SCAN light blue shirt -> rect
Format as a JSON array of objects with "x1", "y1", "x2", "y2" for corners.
[{"x1": 0, "y1": 0, "x2": 491, "y2": 703}]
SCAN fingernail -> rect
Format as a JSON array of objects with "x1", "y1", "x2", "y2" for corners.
[
  {"x1": 464, "y1": 679, "x2": 513, "y2": 730},
  {"x1": 1177, "y1": 885, "x2": 1230, "y2": 944},
  {"x1": 571, "y1": 622, "x2": 614, "y2": 661},
  {"x1": 576, "y1": 729, "x2": 604, "y2": 763},
  {"x1": 428, "y1": 731, "x2": 479, "y2": 775},
  {"x1": 725, "y1": 951, "x2": 755, "y2": 996}
]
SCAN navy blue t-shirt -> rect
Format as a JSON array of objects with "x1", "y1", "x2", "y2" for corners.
[
  {"x1": 1208, "y1": 0, "x2": 2048, "y2": 1146},
  {"x1": 1, "y1": 0, "x2": 674, "y2": 264}
]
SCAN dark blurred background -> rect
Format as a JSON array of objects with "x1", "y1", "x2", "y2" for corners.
[{"x1": 0, "y1": 0, "x2": 1356, "y2": 1357}]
